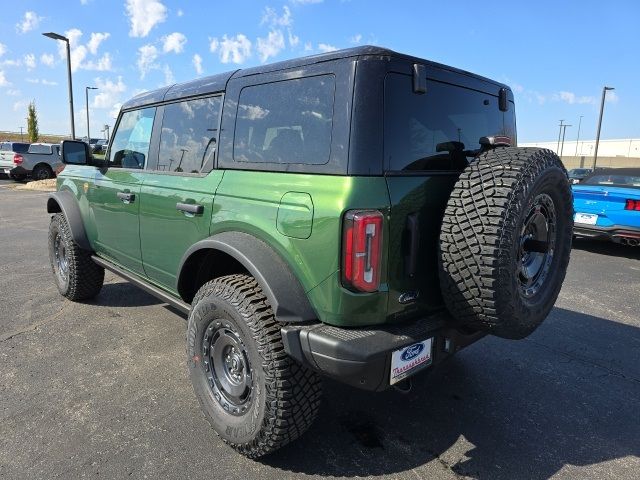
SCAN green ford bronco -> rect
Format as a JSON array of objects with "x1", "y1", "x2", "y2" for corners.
[{"x1": 47, "y1": 46, "x2": 573, "y2": 458}]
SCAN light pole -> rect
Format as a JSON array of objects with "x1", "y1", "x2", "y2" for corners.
[
  {"x1": 574, "y1": 115, "x2": 583, "y2": 156},
  {"x1": 19, "y1": 127, "x2": 24, "y2": 141},
  {"x1": 43, "y1": 32, "x2": 75, "y2": 139},
  {"x1": 85, "y1": 86, "x2": 98, "y2": 143},
  {"x1": 557, "y1": 120, "x2": 565, "y2": 154},
  {"x1": 593, "y1": 86, "x2": 615, "y2": 169},
  {"x1": 560, "y1": 124, "x2": 571, "y2": 158}
]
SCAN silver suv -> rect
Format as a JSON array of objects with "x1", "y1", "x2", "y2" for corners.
[{"x1": 0, "y1": 142, "x2": 62, "y2": 181}]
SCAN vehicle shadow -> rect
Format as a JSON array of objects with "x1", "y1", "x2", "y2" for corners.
[
  {"x1": 573, "y1": 237, "x2": 640, "y2": 260},
  {"x1": 90, "y1": 281, "x2": 163, "y2": 308},
  {"x1": 263, "y1": 307, "x2": 640, "y2": 479}
]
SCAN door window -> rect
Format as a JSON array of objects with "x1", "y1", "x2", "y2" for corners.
[
  {"x1": 156, "y1": 96, "x2": 222, "y2": 174},
  {"x1": 233, "y1": 75, "x2": 335, "y2": 165},
  {"x1": 109, "y1": 107, "x2": 156, "y2": 169}
]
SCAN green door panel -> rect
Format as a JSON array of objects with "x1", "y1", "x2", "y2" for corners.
[
  {"x1": 139, "y1": 172, "x2": 223, "y2": 290},
  {"x1": 277, "y1": 192, "x2": 314, "y2": 239},
  {"x1": 88, "y1": 169, "x2": 145, "y2": 273}
]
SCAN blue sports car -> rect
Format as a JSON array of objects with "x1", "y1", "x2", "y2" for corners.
[{"x1": 572, "y1": 168, "x2": 640, "y2": 246}]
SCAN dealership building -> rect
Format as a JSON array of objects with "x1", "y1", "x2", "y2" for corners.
[{"x1": 519, "y1": 138, "x2": 640, "y2": 168}]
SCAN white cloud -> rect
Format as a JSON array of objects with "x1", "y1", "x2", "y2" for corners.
[
  {"x1": 262, "y1": 6, "x2": 292, "y2": 27},
  {"x1": 0, "y1": 43, "x2": 6, "y2": 58},
  {"x1": 555, "y1": 91, "x2": 596, "y2": 105},
  {"x1": 163, "y1": 32, "x2": 187, "y2": 54},
  {"x1": 163, "y1": 64, "x2": 175, "y2": 85},
  {"x1": 177, "y1": 8, "x2": 184, "y2": 17},
  {"x1": 137, "y1": 44, "x2": 158, "y2": 78},
  {"x1": 318, "y1": 43, "x2": 337, "y2": 53},
  {"x1": 288, "y1": 30, "x2": 299, "y2": 47},
  {"x1": 0, "y1": 70, "x2": 10, "y2": 87},
  {"x1": 92, "y1": 76, "x2": 126, "y2": 109},
  {"x1": 350, "y1": 34, "x2": 362, "y2": 44},
  {"x1": 210, "y1": 34, "x2": 252, "y2": 64},
  {"x1": 290, "y1": 0, "x2": 323, "y2": 4},
  {"x1": 0, "y1": 59, "x2": 22, "y2": 67},
  {"x1": 605, "y1": 91, "x2": 619, "y2": 103},
  {"x1": 87, "y1": 32, "x2": 110, "y2": 55},
  {"x1": 40, "y1": 53, "x2": 55, "y2": 66},
  {"x1": 13, "y1": 100, "x2": 28, "y2": 112},
  {"x1": 23, "y1": 54, "x2": 36, "y2": 70},
  {"x1": 126, "y1": 0, "x2": 167, "y2": 38},
  {"x1": 16, "y1": 11, "x2": 42, "y2": 34},
  {"x1": 7, "y1": 88, "x2": 20, "y2": 96},
  {"x1": 257, "y1": 30, "x2": 285, "y2": 62},
  {"x1": 304, "y1": 42, "x2": 313, "y2": 52},
  {"x1": 26, "y1": 78, "x2": 58, "y2": 86},
  {"x1": 192, "y1": 53, "x2": 203, "y2": 75},
  {"x1": 84, "y1": 52, "x2": 113, "y2": 71},
  {"x1": 109, "y1": 102, "x2": 122, "y2": 119}
]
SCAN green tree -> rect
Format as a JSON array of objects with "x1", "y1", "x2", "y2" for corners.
[{"x1": 27, "y1": 101, "x2": 39, "y2": 143}]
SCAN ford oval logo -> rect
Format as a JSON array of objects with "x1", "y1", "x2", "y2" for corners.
[{"x1": 401, "y1": 343, "x2": 424, "y2": 361}]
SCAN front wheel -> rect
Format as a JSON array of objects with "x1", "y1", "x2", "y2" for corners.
[
  {"x1": 48, "y1": 213, "x2": 104, "y2": 301},
  {"x1": 187, "y1": 274, "x2": 322, "y2": 458}
]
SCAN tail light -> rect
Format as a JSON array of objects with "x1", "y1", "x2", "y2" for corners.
[
  {"x1": 625, "y1": 199, "x2": 640, "y2": 211},
  {"x1": 342, "y1": 210, "x2": 384, "y2": 292},
  {"x1": 13, "y1": 154, "x2": 23, "y2": 165}
]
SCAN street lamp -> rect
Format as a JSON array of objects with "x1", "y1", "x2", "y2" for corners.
[
  {"x1": 42, "y1": 32, "x2": 75, "y2": 139},
  {"x1": 560, "y1": 123, "x2": 571, "y2": 158},
  {"x1": 574, "y1": 115, "x2": 583, "y2": 157},
  {"x1": 592, "y1": 86, "x2": 615, "y2": 169},
  {"x1": 85, "y1": 86, "x2": 98, "y2": 143}
]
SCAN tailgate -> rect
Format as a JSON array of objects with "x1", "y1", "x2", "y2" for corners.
[{"x1": 385, "y1": 175, "x2": 458, "y2": 320}]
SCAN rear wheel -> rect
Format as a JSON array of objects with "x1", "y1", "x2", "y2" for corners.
[
  {"x1": 439, "y1": 147, "x2": 573, "y2": 339},
  {"x1": 33, "y1": 164, "x2": 54, "y2": 180},
  {"x1": 48, "y1": 213, "x2": 104, "y2": 300},
  {"x1": 187, "y1": 274, "x2": 322, "y2": 458}
]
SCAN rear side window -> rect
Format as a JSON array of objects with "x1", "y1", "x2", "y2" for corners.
[
  {"x1": 384, "y1": 73, "x2": 516, "y2": 171},
  {"x1": 233, "y1": 75, "x2": 335, "y2": 165},
  {"x1": 28, "y1": 144, "x2": 52, "y2": 154},
  {"x1": 109, "y1": 107, "x2": 156, "y2": 169},
  {"x1": 156, "y1": 96, "x2": 222, "y2": 174},
  {"x1": 12, "y1": 143, "x2": 29, "y2": 154}
]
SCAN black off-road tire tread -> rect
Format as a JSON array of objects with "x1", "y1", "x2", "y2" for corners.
[
  {"x1": 439, "y1": 147, "x2": 572, "y2": 338},
  {"x1": 188, "y1": 274, "x2": 322, "y2": 458},
  {"x1": 49, "y1": 213, "x2": 104, "y2": 301}
]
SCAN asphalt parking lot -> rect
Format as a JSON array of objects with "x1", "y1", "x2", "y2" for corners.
[{"x1": 1, "y1": 178, "x2": 639, "y2": 480}]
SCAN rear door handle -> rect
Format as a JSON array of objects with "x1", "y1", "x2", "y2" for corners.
[
  {"x1": 117, "y1": 191, "x2": 135, "y2": 203},
  {"x1": 176, "y1": 202, "x2": 204, "y2": 215}
]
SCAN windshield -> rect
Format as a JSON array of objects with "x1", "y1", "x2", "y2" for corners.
[
  {"x1": 384, "y1": 73, "x2": 516, "y2": 172},
  {"x1": 583, "y1": 171, "x2": 640, "y2": 188}
]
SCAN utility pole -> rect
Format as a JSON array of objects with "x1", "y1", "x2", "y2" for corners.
[
  {"x1": 557, "y1": 120, "x2": 565, "y2": 154},
  {"x1": 593, "y1": 86, "x2": 615, "y2": 170},
  {"x1": 559, "y1": 124, "x2": 571, "y2": 157},
  {"x1": 574, "y1": 115, "x2": 583, "y2": 156},
  {"x1": 19, "y1": 127, "x2": 24, "y2": 141}
]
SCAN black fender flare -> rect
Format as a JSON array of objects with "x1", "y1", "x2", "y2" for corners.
[
  {"x1": 177, "y1": 231, "x2": 317, "y2": 324},
  {"x1": 46, "y1": 191, "x2": 91, "y2": 250}
]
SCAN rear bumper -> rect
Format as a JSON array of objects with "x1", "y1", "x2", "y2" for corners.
[
  {"x1": 281, "y1": 312, "x2": 485, "y2": 391},
  {"x1": 574, "y1": 224, "x2": 640, "y2": 243}
]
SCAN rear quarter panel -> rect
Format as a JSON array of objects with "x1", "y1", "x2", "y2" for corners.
[{"x1": 573, "y1": 185, "x2": 640, "y2": 228}]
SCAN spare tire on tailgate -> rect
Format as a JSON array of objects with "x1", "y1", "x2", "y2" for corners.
[{"x1": 439, "y1": 147, "x2": 573, "y2": 339}]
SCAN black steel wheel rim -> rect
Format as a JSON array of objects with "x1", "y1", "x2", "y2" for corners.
[
  {"x1": 518, "y1": 193, "x2": 556, "y2": 298},
  {"x1": 202, "y1": 320, "x2": 252, "y2": 416},
  {"x1": 53, "y1": 233, "x2": 69, "y2": 281}
]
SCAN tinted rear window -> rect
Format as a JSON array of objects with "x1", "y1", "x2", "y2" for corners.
[
  {"x1": 384, "y1": 73, "x2": 516, "y2": 171},
  {"x1": 28, "y1": 144, "x2": 52, "y2": 154},
  {"x1": 583, "y1": 171, "x2": 640, "y2": 188},
  {"x1": 11, "y1": 143, "x2": 29, "y2": 153},
  {"x1": 233, "y1": 75, "x2": 335, "y2": 165}
]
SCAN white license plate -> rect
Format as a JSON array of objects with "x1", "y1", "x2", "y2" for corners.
[
  {"x1": 390, "y1": 338, "x2": 433, "y2": 385},
  {"x1": 575, "y1": 212, "x2": 598, "y2": 225},
  {"x1": 3, "y1": 169, "x2": 11, "y2": 174}
]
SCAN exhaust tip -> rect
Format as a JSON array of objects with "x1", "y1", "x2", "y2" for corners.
[{"x1": 393, "y1": 378, "x2": 412, "y2": 394}]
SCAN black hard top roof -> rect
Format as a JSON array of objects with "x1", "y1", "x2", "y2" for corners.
[{"x1": 121, "y1": 45, "x2": 509, "y2": 110}]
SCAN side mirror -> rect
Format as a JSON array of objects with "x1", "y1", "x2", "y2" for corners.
[{"x1": 61, "y1": 140, "x2": 91, "y2": 165}]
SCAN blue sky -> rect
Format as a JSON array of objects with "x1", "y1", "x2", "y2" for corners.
[{"x1": 0, "y1": 0, "x2": 637, "y2": 143}]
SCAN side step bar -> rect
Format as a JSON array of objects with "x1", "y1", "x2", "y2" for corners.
[{"x1": 91, "y1": 255, "x2": 191, "y2": 314}]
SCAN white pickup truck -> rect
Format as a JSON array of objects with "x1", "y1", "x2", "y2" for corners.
[{"x1": 0, "y1": 142, "x2": 62, "y2": 181}]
